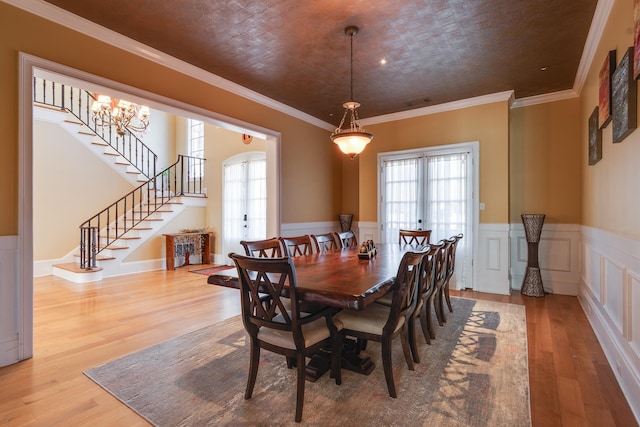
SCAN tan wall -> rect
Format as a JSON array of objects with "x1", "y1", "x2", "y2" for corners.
[
  {"x1": 580, "y1": 0, "x2": 640, "y2": 239},
  {"x1": 33, "y1": 120, "x2": 134, "y2": 259},
  {"x1": 0, "y1": 3, "x2": 339, "y2": 238},
  {"x1": 206, "y1": 126, "x2": 267, "y2": 253},
  {"x1": 357, "y1": 101, "x2": 511, "y2": 224},
  {"x1": 510, "y1": 98, "x2": 582, "y2": 224}
]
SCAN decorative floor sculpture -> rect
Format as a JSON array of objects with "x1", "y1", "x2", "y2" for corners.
[{"x1": 521, "y1": 214, "x2": 545, "y2": 297}]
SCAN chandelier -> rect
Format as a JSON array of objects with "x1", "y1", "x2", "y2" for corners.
[
  {"x1": 91, "y1": 95, "x2": 150, "y2": 137},
  {"x1": 330, "y1": 25, "x2": 373, "y2": 159}
]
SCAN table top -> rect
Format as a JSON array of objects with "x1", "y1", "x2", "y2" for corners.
[{"x1": 207, "y1": 244, "x2": 420, "y2": 310}]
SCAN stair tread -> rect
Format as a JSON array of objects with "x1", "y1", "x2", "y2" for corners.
[{"x1": 53, "y1": 263, "x2": 103, "y2": 273}]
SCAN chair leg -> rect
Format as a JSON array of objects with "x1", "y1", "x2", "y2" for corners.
[
  {"x1": 408, "y1": 311, "x2": 420, "y2": 363},
  {"x1": 295, "y1": 353, "x2": 306, "y2": 422},
  {"x1": 433, "y1": 290, "x2": 444, "y2": 326},
  {"x1": 418, "y1": 300, "x2": 431, "y2": 345},
  {"x1": 438, "y1": 288, "x2": 447, "y2": 323},
  {"x1": 381, "y1": 336, "x2": 397, "y2": 398},
  {"x1": 245, "y1": 340, "x2": 260, "y2": 399},
  {"x1": 444, "y1": 282, "x2": 453, "y2": 312},
  {"x1": 286, "y1": 356, "x2": 295, "y2": 368},
  {"x1": 400, "y1": 324, "x2": 415, "y2": 371}
]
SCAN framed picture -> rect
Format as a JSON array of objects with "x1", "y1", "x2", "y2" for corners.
[
  {"x1": 635, "y1": 0, "x2": 640, "y2": 79},
  {"x1": 599, "y1": 50, "x2": 616, "y2": 128},
  {"x1": 588, "y1": 107, "x2": 602, "y2": 166},
  {"x1": 612, "y1": 47, "x2": 638, "y2": 143}
]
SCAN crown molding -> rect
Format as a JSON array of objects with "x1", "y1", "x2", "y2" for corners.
[
  {"x1": 572, "y1": 0, "x2": 615, "y2": 96},
  {"x1": 510, "y1": 89, "x2": 579, "y2": 109},
  {"x1": 3, "y1": 0, "x2": 334, "y2": 131},
  {"x1": 359, "y1": 91, "x2": 514, "y2": 126}
]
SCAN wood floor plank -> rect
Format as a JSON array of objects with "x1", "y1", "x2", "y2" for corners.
[{"x1": 0, "y1": 272, "x2": 636, "y2": 426}]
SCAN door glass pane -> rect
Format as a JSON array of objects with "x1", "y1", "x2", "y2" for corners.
[
  {"x1": 223, "y1": 162, "x2": 246, "y2": 258},
  {"x1": 382, "y1": 157, "x2": 420, "y2": 243},
  {"x1": 245, "y1": 159, "x2": 267, "y2": 241}
]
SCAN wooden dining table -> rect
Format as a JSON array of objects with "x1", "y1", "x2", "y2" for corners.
[
  {"x1": 207, "y1": 243, "x2": 422, "y2": 379},
  {"x1": 207, "y1": 243, "x2": 417, "y2": 310}
]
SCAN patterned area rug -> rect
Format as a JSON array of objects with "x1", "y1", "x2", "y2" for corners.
[
  {"x1": 85, "y1": 298, "x2": 530, "y2": 426},
  {"x1": 189, "y1": 265, "x2": 235, "y2": 276}
]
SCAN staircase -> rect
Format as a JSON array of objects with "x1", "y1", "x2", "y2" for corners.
[{"x1": 33, "y1": 77, "x2": 207, "y2": 283}]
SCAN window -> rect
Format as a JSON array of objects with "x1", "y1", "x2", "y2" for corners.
[{"x1": 188, "y1": 119, "x2": 204, "y2": 178}]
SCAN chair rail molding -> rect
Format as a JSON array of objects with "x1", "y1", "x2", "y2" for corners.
[
  {"x1": 510, "y1": 222, "x2": 581, "y2": 295},
  {"x1": 579, "y1": 226, "x2": 640, "y2": 423}
]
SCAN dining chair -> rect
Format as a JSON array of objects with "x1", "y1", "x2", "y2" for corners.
[
  {"x1": 229, "y1": 253, "x2": 342, "y2": 423},
  {"x1": 311, "y1": 233, "x2": 339, "y2": 253},
  {"x1": 432, "y1": 239, "x2": 453, "y2": 326},
  {"x1": 333, "y1": 249, "x2": 427, "y2": 398},
  {"x1": 280, "y1": 235, "x2": 313, "y2": 257},
  {"x1": 442, "y1": 234, "x2": 463, "y2": 314},
  {"x1": 240, "y1": 237, "x2": 284, "y2": 258},
  {"x1": 411, "y1": 242, "x2": 443, "y2": 356},
  {"x1": 336, "y1": 230, "x2": 358, "y2": 249},
  {"x1": 399, "y1": 229, "x2": 432, "y2": 245}
]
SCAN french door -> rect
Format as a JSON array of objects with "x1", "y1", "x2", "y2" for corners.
[
  {"x1": 222, "y1": 153, "x2": 267, "y2": 262},
  {"x1": 379, "y1": 143, "x2": 476, "y2": 289}
]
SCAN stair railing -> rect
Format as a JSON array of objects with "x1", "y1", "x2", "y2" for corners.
[
  {"x1": 79, "y1": 155, "x2": 206, "y2": 270},
  {"x1": 33, "y1": 77, "x2": 158, "y2": 179}
]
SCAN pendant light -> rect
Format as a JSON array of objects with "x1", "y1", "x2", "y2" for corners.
[{"x1": 330, "y1": 25, "x2": 373, "y2": 159}]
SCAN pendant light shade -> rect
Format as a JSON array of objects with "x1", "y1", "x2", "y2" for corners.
[{"x1": 330, "y1": 26, "x2": 373, "y2": 159}]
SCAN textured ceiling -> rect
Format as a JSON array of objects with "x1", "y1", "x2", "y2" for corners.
[{"x1": 42, "y1": 0, "x2": 598, "y2": 123}]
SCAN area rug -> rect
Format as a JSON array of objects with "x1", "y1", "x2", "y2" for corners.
[
  {"x1": 85, "y1": 298, "x2": 530, "y2": 426},
  {"x1": 189, "y1": 265, "x2": 235, "y2": 276}
]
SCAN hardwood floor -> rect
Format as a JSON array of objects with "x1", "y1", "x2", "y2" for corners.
[{"x1": 0, "y1": 269, "x2": 637, "y2": 426}]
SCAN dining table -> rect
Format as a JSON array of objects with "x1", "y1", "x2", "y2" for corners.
[
  {"x1": 207, "y1": 243, "x2": 426, "y2": 380},
  {"x1": 207, "y1": 243, "x2": 418, "y2": 310}
]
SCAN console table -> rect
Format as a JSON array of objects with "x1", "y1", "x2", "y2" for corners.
[{"x1": 163, "y1": 232, "x2": 213, "y2": 270}]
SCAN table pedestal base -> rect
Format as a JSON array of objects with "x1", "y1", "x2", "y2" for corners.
[{"x1": 302, "y1": 339, "x2": 375, "y2": 382}]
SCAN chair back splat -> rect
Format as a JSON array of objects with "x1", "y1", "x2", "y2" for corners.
[
  {"x1": 230, "y1": 253, "x2": 342, "y2": 422},
  {"x1": 311, "y1": 233, "x2": 339, "y2": 253},
  {"x1": 280, "y1": 235, "x2": 313, "y2": 257},
  {"x1": 399, "y1": 229, "x2": 431, "y2": 246},
  {"x1": 240, "y1": 237, "x2": 284, "y2": 258},
  {"x1": 336, "y1": 230, "x2": 358, "y2": 248}
]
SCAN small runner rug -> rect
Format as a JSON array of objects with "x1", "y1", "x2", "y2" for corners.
[
  {"x1": 189, "y1": 265, "x2": 235, "y2": 276},
  {"x1": 85, "y1": 297, "x2": 530, "y2": 426}
]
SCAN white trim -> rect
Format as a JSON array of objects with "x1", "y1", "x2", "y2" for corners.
[
  {"x1": 511, "y1": 89, "x2": 579, "y2": 109},
  {"x1": 360, "y1": 91, "x2": 514, "y2": 126},
  {"x1": 476, "y1": 223, "x2": 511, "y2": 295}
]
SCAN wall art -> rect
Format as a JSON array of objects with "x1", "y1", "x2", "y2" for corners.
[{"x1": 612, "y1": 47, "x2": 637, "y2": 143}]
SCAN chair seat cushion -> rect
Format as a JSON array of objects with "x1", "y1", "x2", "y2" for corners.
[
  {"x1": 333, "y1": 303, "x2": 404, "y2": 336},
  {"x1": 258, "y1": 314, "x2": 333, "y2": 350}
]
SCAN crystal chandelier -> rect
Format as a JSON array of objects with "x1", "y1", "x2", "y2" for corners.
[
  {"x1": 330, "y1": 25, "x2": 373, "y2": 159},
  {"x1": 91, "y1": 95, "x2": 150, "y2": 137}
]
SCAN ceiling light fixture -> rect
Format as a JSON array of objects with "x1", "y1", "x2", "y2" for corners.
[
  {"x1": 330, "y1": 25, "x2": 373, "y2": 159},
  {"x1": 91, "y1": 95, "x2": 150, "y2": 137}
]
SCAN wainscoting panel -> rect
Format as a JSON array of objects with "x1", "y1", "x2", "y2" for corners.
[
  {"x1": 476, "y1": 224, "x2": 510, "y2": 295},
  {"x1": 510, "y1": 223, "x2": 580, "y2": 295},
  {"x1": 604, "y1": 258, "x2": 625, "y2": 335},
  {"x1": 580, "y1": 226, "x2": 640, "y2": 422},
  {"x1": 0, "y1": 236, "x2": 19, "y2": 367}
]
